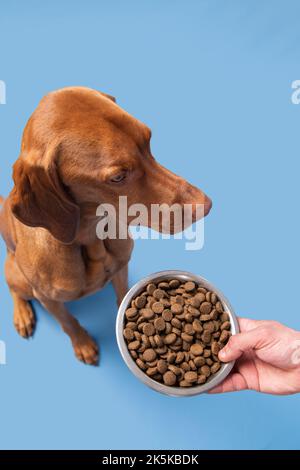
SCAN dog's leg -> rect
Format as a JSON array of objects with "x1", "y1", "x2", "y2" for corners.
[
  {"x1": 111, "y1": 263, "x2": 129, "y2": 306},
  {"x1": 10, "y1": 290, "x2": 35, "y2": 338},
  {"x1": 38, "y1": 298, "x2": 99, "y2": 365},
  {"x1": 5, "y1": 252, "x2": 35, "y2": 338}
]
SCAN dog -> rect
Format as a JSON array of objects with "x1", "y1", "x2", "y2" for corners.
[{"x1": 0, "y1": 87, "x2": 212, "y2": 364}]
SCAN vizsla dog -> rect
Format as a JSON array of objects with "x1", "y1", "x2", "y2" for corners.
[{"x1": 0, "y1": 87, "x2": 212, "y2": 364}]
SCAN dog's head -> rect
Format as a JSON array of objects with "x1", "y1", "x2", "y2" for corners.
[{"x1": 11, "y1": 87, "x2": 212, "y2": 243}]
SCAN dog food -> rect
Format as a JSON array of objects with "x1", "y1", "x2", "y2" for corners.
[{"x1": 123, "y1": 278, "x2": 232, "y2": 387}]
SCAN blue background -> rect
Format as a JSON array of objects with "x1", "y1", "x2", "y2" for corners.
[{"x1": 0, "y1": 0, "x2": 299, "y2": 450}]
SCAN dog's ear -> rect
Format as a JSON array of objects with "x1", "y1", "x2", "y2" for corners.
[
  {"x1": 100, "y1": 91, "x2": 116, "y2": 103},
  {"x1": 11, "y1": 154, "x2": 80, "y2": 244}
]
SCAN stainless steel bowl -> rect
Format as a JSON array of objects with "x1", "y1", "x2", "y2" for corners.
[{"x1": 116, "y1": 270, "x2": 239, "y2": 397}]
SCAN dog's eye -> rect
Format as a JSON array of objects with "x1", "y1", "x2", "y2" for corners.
[{"x1": 110, "y1": 171, "x2": 127, "y2": 183}]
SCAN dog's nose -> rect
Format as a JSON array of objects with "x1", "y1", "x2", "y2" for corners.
[{"x1": 204, "y1": 196, "x2": 212, "y2": 216}]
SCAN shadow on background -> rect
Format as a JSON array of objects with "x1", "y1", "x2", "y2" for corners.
[{"x1": 32, "y1": 282, "x2": 118, "y2": 358}]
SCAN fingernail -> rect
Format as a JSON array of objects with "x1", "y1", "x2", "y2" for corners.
[{"x1": 219, "y1": 349, "x2": 227, "y2": 359}]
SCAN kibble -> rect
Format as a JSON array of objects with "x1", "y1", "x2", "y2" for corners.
[
  {"x1": 171, "y1": 303, "x2": 183, "y2": 314},
  {"x1": 128, "y1": 340, "x2": 140, "y2": 350},
  {"x1": 184, "y1": 371, "x2": 198, "y2": 383},
  {"x1": 197, "y1": 375, "x2": 207, "y2": 384},
  {"x1": 194, "y1": 356, "x2": 205, "y2": 367},
  {"x1": 157, "y1": 359, "x2": 168, "y2": 374},
  {"x1": 168, "y1": 364, "x2": 182, "y2": 376},
  {"x1": 200, "y1": 365, "x2": 211, "y2": 378},
  {"x1": 190, "y1": 343, "x2": 203, "y2": 356},
  {"x1": 175, "y1": 351, "x2": 185, "y2": 364},
  {"x1": 211, "y1": 362, "x2": 221, "y2": 374},
  {"x1": 181, "y1": 332, "x2": 194, "y2": 343},
  {"x1": 123, "y1": 278, "x2": 232, "y2": 388},
  {"x1": 221, "y1": 321, "x2": 231, "y2": 331},
  {"x1": 136, "y1": 358, "x2": 146, "y2": 370},
  {"x1": 192, "y1": 319, "x2": 203, "y2": 333},
  {"x1": 154, "y1": 317, "x2": 166, "y2": 332},
  {"x1": 143, "y1": 323, "x2": 155, "y2": 336},
  {"x1": 184, "y1": 281, "x2": 196, "y2": 292},
  {"x1": 154, "y1": 334, "x2": 163, "y2": 347},
  {"x1": 152, "y1": 302, "x2": 164, "y2": 314},
  {"x1": 141, "y1": 308, "x2": 155, "y2": 320},
  {"x1": 211, "y1": 341, "x2": 220, "y2": 355},
  {"x1": 162, "y1": 309, "x2": 173, "y2": 322},
  {"x1": 125, "y1": 307, "x2": 138, "y2": 319},
  {"x1": 135, "y1": 295, "x2": 147, "y2": 308},
  {"x1": 220, "y1": 330, "x2": 231, "y2": 343},
  {"x1": 146, "y1": 283, "x2": 156, "y2": 295},
  {"x1": 163, "y1": 371, "x2": 177, "y2": 386},
  {"x1": 202, "y1": 331, "x2": 211, "y2": 344},
  {"x1": 200, "y1": 302, "x2": 212, "y2": 315},
  {"x1": 142, "y1": 348, "x2": 157, "y2": 362},
  {"x1": 153, "y1": 289, "x2": 165, "y2": 300},
  {"x1": 123, "y1": 328, "x2": 134, "y2": 341},
  {"x1": 184, "y1": 324, "x2": 195, "y2": 335},
  {"x1": 164, "y1": 333, "x2": 177, "y2": 345}
]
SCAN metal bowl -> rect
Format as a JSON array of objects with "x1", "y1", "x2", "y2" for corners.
[{"x1": 116, "y1": 270, "x2": 239, "y2": 397}]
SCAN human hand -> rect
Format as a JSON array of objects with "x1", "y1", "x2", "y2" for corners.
[{"x1": 210, "y1": 318, "x2": 300, "y2": 395}]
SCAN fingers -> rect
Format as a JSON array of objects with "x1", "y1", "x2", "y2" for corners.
[
  {"x1": 211, "y1": 318, "x2": 294, "y2": 395},
  {"x1": 209, "y1": 372, "x2": 248, "y2": 394},
  {"x1": 238, "y1": 317, "x2": 261, "y2": 332},
  {"x1": 219, "y1": 326, "x2": 267, "y2": 362},
  {"x1": 238, "y1": 317, "x2": 276, "y2": 332}
]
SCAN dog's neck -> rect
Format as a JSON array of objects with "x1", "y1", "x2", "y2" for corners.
[
  {"x1": 75, "y1": 202, "x2": 101, "y2": 245},
  {"x1": 76, "y1": 201, "x2": 127, "y2": 246}
]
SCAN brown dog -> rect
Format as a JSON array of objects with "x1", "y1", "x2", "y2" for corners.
[{"x1": 0, "y1": 87, "x2": 211, "y2": 364}]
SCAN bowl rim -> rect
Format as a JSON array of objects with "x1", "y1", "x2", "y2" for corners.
[{"x1": 116, "y1": 270, "x2": 239, "y2": 397}]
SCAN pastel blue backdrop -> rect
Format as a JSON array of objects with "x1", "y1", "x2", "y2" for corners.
[{"x1": 0, "y1": 0, "x2": 299, "y2": 450}]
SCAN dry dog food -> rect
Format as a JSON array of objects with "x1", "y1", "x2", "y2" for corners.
[{"x1": 123, "y1": 278, "x2": 232, "y2": 387}]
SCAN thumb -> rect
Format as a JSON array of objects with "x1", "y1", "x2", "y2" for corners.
[{"x1": 219, "y1": 326, "x2": 266, "y2": 362}]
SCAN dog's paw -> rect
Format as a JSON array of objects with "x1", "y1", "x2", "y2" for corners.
[
  {"x1": 72, "y1": 331, "x2": 99, "y2": 365},
  {"x1": 14, "y1": 300, "x2": 35, "y2": 338}
]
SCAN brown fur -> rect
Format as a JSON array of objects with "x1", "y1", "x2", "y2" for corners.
[{"x1": 0, "y1": 87, "x2": 211, "y2": 364}]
